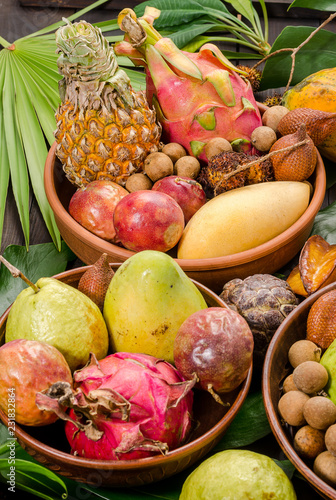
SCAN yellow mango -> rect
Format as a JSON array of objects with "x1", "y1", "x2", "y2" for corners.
[
  {"x1": 177, "y1": 181, "x2": 311, "y2": 259},
  {"x1": 282, "y1": 67, "x2": 336, "y2": 162}
]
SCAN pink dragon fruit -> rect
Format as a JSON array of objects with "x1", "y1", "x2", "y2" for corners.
[
  {"x1": 36, "y1": 352, "x2": 196, "y2": 460},
  {"x1": 115, "y1": 7, "x2": 262, "y2": 162}
]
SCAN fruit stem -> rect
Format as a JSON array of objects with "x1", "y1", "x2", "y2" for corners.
[
  {"x1": 0, "y1": 255, "x2": 40, "y2": 293},
  {"x1": 214, "y1": 138, "x2": 310, "y2": 196}
]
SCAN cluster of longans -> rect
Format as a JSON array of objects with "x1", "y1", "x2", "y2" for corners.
[{"x1": 278, "y1": 338, "x2": 336, "y2": 487}]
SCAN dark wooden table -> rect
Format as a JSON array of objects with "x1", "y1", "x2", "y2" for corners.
[{"x1": 1, "y1": 1, "x2": 336, "y2": 499}]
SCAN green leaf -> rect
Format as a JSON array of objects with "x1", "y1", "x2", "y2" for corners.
[
  {"x1": 2, "y1": 52, "x2": 30, "y2": 249},
  {"x1": 213, "y1": 390, "x2": 271, "y2": 451},
  {"x1": 0, "y1": 242, "x2": 76, "y2": 317},
  {"x1": 273, "y1": 459, "x2": 297, "y2": 480},
  {"x1": 11, "y1": 53, "x2": 61, "y2": 249},
  {"x1": 134, "y1": 0, "x2": 208, "y2": 28},
  {"x1": 260, "y1": 26, "x2": 336, "y2": 90},
  {"x1": 310, "y1": 201, "x2": 336, "y2": 245},
  {"x1": 289, "y1": 0, "x2": 336, "y2": 11},
  {"x1": 0, "y1": 56, "x2": 10, "y2": 250},
  {"x1": 225, "y1": 0, "x2": 256, "y2": 24},
  {"x1": 0, "y1": 458, "x2": 68, "y2": 500}
]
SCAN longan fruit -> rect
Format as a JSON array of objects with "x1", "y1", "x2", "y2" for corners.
[
  {"x1": 292, "y1": 360, "x2": 328, "y2": 394},
  {"x1": 278, "y1": 390, "x2": 310, "y2": 427},
  {"x1": 325, "y1": 423, "x2": 336, "y2": 456},
  {"x1": 161, "y1": 143, "x2": 187, "y2": 163},
  {"x1": 125, "y1": 173, "x2": 153, "y2": 192},
  {"x1": 282, "y1": 374, "x2": 298, "y2": 393},
  {"x1": 261, "y1": 105, "x2": 289, "y2": 132},
  {"x1": 303, "y1": 396, "x2": 336, "y2": 430},
  {"x1": 144, "y1": 152, "x2": 174, "y2": 182},
  {"x1": 288, "y1": 339, "x2": 322, "y2": 368},
  {"x1": 204, "y1": 137, "x2": 232, "y2": 160},
  {"x1": 314, "y1": 450, "x2": 336, "y2": 486},
  {"x1": 175, "y1": 156, "x2": 200, "y2": 179},
  {"x1": 294, "y1": 425, "x2": 326, "y2": 460},
  {"x1": 251, "y1": 126, "x2": 277, "y2": 152}
]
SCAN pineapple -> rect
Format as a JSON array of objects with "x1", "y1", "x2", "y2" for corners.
[{"x1": 54, "y1": 19, "x2": 161, "y2": 188}]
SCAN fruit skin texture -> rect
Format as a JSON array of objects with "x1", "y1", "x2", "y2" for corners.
[
  {"x1": 37, "y1": 352, "x2": 195, "y2": 460},
  {"x1": 152, "y1": 175, "x2": 207, "y2": 223},
  {"x1": 282, "y1": 67, "x2": 336, "y2": 162},
  {"x1": 54, "y1": 20, "x2": 161, "y2": 188},
  {"x1": 220, "y1": 274, "x2": 298, "y2": 369},
  {"x1": 177, "y1": 181, "x2": 311, "y2": 259},
  {"x1": 103, "y1": 250, "x2": 207, "y2": 364},
  {"x1": 113, "y1": 190, "x2": 185, "y2": 252},
  {"x1": 69, "y1": 180, "x2": 128, "y2": 242},
  {"x1": 174, "y1": 307, "x2": 253, "y2": 394},
  {"x1": 269, "y1": 124, "x2": 317, "y2": 182},
  {"x1": 115, "y1": 9, "x2": 262, "y2": 161},
  {"x1": 0, "y1": 339, "x2": 72, "y2": 426},
  {"x1": 5, "y1": 278, "x2": 109, "y2": 372},
  {"x1": 179, "y1": 449, "x2": 297, "y2": 500},
  {"x1": 306, "y1": 290, "x2": 336, "y2": 350}
]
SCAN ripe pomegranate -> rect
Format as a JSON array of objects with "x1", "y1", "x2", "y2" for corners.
[{"x1": 0, "y1": 339, "x2": 72, "y2": 426}]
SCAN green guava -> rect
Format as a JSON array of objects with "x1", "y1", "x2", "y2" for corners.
[
  {"x1": 5, "y1": 277, "x2": 109, "y2": 372},
  {"x1": 179, "y1": 450, "x2": 297, "y2": 500}
]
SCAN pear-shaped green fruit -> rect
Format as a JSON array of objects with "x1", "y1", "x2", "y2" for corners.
[
  {"x1": 5, "y1": 278, "x2": 109, "y2": 372},
  {"x1": 179, "y1": 450, "x2": 297, "y2": 500},
  {"x1": 103, "y1": 250, "x2": 207, "y2": 363},
  {"x1": 320, "y1": 339, "x2": 336, "y2": 404}
]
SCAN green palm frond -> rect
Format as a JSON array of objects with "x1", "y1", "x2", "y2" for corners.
[{"x1": 0, "y1": 0, "x2": 146, "y2": 251}]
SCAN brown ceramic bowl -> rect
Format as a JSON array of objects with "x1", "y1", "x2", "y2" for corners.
[
  {"x1": 262, "y1": 282, "x2": 336, "y2": 500},
  {"x1": 44, "y1": 139, "x2": 326, "y2": 295},
  {"x1": 0, "y1": 264, "x2": 252, "y2": 488}
]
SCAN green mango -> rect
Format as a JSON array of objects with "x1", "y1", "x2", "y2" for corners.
[
  {"x1": 103, "y1": 250, "x2": 207, "y2": 363},
  {"x1": 320, "y1": 339, "x2": 336, "y2": 404},
  {"x1": 5, "y1": 278, "x2": 109, "y2": 372}
]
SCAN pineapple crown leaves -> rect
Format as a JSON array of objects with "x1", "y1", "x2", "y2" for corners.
[{"x1": 55, "y1": 19, "x2": 135, "y2": 108}]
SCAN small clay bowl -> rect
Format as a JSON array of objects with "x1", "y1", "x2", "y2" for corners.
[
  {"x1": 0, "y1": 264, "x2": 252, "y2": 488},
  {"x1": 262, "y1": 282, "x2": 336, "y2": 500},
  {"x1": 44, "y1": 135, "x2": 326, "y2": 295}
]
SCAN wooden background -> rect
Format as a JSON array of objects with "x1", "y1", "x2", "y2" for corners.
[{"x1": 1, "y1": 2, "x2": 336, "y2": 499}]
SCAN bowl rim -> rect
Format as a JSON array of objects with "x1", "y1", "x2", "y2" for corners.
[
  {"x1": 44, "y1": 142, "x2": 326, "y2": 271},
  {"x1": 0, "y1": 264, "x2": 253, "y2": 472},
  {"x1": 262, "y1": 282, "x2": 336, "y2": 500}
]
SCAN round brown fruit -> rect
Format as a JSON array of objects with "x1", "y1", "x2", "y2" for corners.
[
  {"x1": 161, "y1": 143, "x2": 187, "y2": 163},
  {"x1": 294, "y1": 425, "x2": 326, "y2": 460},
  {"x1": 288, "y1": 339, "x2": 322, "y2": 368},
  {"x1": 303, "y1": 396, "x2": 336, "y2": 430},
  {"x1": 144, "y1": 152, "x2": 174, "y2": 182},
  {"x1": 125, "y1": 173, "x2": 153, "y2": 192},
  {"x1": 251, "y1": 126, "x2": 277, "y2": 152},
  {"x1": 282, "y1": 374, "x2": 298, "y2": 393},
  {"x1": 69, "y1": 180, "x2": 128, "y2": 242},
  {"x1": 113, "y1": 190, "x2": 185, "y2": 253},
  {"x1": 173, "y1": 307, "x2": 253, "y2": 403},
  {"x1": 261, "y1": 105, "x2": 289, "y2": 132},
  {"x1": 0, "y1": 339, "x2": 72, "y2": 426},
  {"x1": 152, "y1": 176, "x2": 206, "y2": 224},
  {"x1": 174, "y1": 156, "x2": 201, "y2": 179},
  {"x1": 278, "y1": 390, "x2": 310, "y2": 427},
  {"x1": 325, "y1": 423, "x2": 336, "y2": 456},
  {"x1": 314, "y1": 451, "x2": 336, "y2": 486},
  {"x1": 292, "y1": 360, "x2": 329, "y2": 394}
]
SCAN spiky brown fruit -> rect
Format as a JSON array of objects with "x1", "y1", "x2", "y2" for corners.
[
  {"x1": 78, "y1": 253, "x2": 114, "y2": 311},
  {"x1": 237, "y1": 65, "x2": 262, "y2": 92},
  {"x1": 197, "y1": 150, "x2": 274, "y2": 198}
]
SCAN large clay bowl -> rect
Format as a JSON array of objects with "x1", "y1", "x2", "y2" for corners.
[
  {"x1": 0, "y1": 264, "x2": 252, "y2": 488},
  {"x1": 44, "y1": 142, "x2": 326, "y2": 294},
  {"x1": 262, "y1": 282, "x2": 336, "y2": 500}
]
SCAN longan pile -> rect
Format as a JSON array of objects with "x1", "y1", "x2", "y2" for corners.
[{"x1": 278, "y1": 339, "x2": 336, "y2": 486}]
